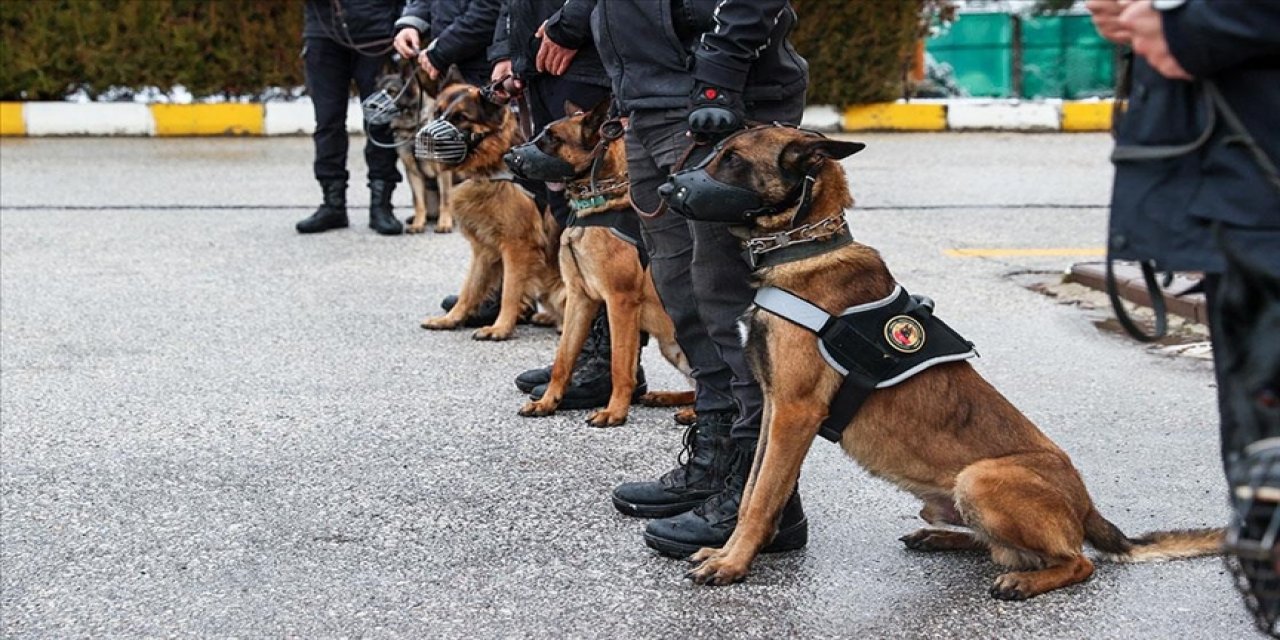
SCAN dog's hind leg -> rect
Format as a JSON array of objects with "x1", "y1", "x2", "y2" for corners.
[
  {"x1": 687, "y1": 398, "x2": 819, "y2": 585},
  {"x1": 402, "y1": 152, "x2": 429, "y2": 234},
  {"x1": 900, "y1": 529, "x2": 986, "y2": 552},
  {"x1": 434, "y1": 171, "x2": 454, "y2": 233},
  {"x1": 954, "y1": 454, "x2": 1095, "y2": 600}
]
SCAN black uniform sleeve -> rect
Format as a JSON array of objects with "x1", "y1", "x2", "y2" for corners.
[
  {"x1": 1162, "y1": 1, "x2": 1280, "y2": 77},
  {"x1": 543, "y1": 0, "x2": 596, "y2": 50},
  {"x1": 427, "y1": 0, "x2": 503, "y2": 71},
  {"x1": 395, "y1": 0, "x2": 432, "y2": 34},
  {"x1": 692, "y1": 0, "x2": 791, "y2": 92},
  {"x1": 488, "y1": 0, "x2": 511, "y2": 63}
]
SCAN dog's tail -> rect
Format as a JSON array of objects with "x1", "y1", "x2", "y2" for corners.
[{"x1": 1085, "y1": 509, "x2": 1224, "y2": 563}]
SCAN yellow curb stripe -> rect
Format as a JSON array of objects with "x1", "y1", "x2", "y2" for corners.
[
  {"x1": 0, "y1": 102, "x2": 25, "y2": 136},
  {"x1": 844, "y1": 103, "x2": 946, "y2": 131},
  {"x1": 946, "y1": 247, "x2": 1106, "y2": 258},
  {"x1": 150, "y1": 104, "x2": 264, "y2": 136},
  {"x1": 1061, "y1": 102, "x2": 1112, "y2": 132}
]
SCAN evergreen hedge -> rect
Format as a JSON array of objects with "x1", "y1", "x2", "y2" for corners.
[
  {"x1": 792, "y1": 0, "x2": 925, "y2": 105},
  {"x1": 1, "y1": 0, "x2": 924, "y2": 105}
]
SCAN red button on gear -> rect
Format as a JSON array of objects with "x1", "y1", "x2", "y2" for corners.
[{"x1": 704, "y1": 88, "x2": 718, "y2": 100}]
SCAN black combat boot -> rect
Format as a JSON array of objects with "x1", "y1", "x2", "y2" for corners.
[
  {"x1": 612, "y1": 410, "x2": 736, "y2": 518},
  {"x1": 440, "y1": 290, "x2": 534, "y2": 328},
  {"x1": 296, "y1": 180, "x2": 348, "y2": 234},
  {"x1": 515, "y1": 308, "x2": 607, "y2": 393},
  {"x1": 368, "y1": 179, "x2": 403, "y2": 235},
  {"x1": 643, "y1": 439, "x2": 808, "y2": 558},
  {"x1": 527, "y1": 312, "x2": 647, "y2": 409}
]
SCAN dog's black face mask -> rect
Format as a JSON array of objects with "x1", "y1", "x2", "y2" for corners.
[
  {"x1": 659, "y1": 127, "x2": 865, "y2": 225},
  {"x1": 504, "y1": 132, "x2": 576, "y2": 182}
]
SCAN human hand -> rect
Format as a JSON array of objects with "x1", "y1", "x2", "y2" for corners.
[
  {"x1": 489, "y1": 59, "x2": 522, "y2": 102},
  {"x1": 687, "y1": 84, "x2": 744, "y2": 141},
  {"x1": 394, "y1": 28, "x2": 421, "y2": 59},
  {"x1": 535, "y1": 22, "x2": 579, "y2": 76},
  {"x1": 419, "y1": 41, "x2": 440, "y2": 80},
  {"x1": 1120, "y1": 1, "x2": 1193, "y2": 80},
  {"x1": 1085, "y1": 0, "x2": 1132, "y2": 45}
]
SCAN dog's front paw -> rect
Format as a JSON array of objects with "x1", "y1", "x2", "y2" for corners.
[
  {"x1": 519, "y1": 399, "x2": 557, "y2": 417},
  {"x1": 673, "y1": 408, "x2": 697, "y2": 425},
  {"x1": 433, "y1": 220, "x2": 453, "y2": 234},
  {"x1": 989, "y1": 573, "x2": 1033, "y2": 601},
  {"x1": 586, "y1": 408, "x2": 628, "y2": 428},
  {"x1": 472, "y1": 325, "x2": 513, "y2": 341},
  {"x1": 689, "y1": 546, "x2": 722, "y2": 563},
  {"x1": 405, "y1": 221, "x2": 427, "y2": 234},
  {"x1": 421, "y1": 316, "x2": 460, "y2": 330},
  {"x1": 685, "y1": 556, "x2": 748, "y2": 586}
]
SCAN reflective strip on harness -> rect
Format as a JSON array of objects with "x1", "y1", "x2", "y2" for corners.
[{"x1": 753, "y1": 285, "x2": 978, "y2": 443}]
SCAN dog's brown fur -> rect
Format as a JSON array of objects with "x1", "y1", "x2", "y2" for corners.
[
  {"x1": 377, "y1": 67, "x2": 453, "y2": 234},
  {"x1": 682, "y1": 127, "x2": 1223, "y2": 599},
  {"x1": 515, "y1": 100, "x2": 694, "y2": 426},
  {"x1": 418, "y1": 68, "x2": 562, "y2": 340}
]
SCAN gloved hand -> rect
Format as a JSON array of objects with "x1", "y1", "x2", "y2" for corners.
[{"x1": 687, "y1": 83, "x2": 744, "y2": 141}]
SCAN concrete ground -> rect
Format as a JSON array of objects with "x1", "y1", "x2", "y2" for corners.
[{"x1": 0, "y1": 134, "x2": 1254, "y2": 638}]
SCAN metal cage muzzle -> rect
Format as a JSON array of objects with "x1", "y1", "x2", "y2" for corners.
[
  {"x1": 361, "y1": 88, "x2": 400, "y2": 127},
  {"x1": 415, "y1": 118, "x2": 472, "y2": 165},
  {"x1": 503, "y1": 138, "x2": 577, "y2": 182}
]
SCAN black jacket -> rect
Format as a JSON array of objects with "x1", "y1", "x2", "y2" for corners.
[
  {"x1": 487, "y1": 0, "x2": 608, "y2": 88},
  {"x1": 304, "y1": 0, "x2": 404, "y2": 43},
  {"x1": 1109, "y1": 1, "x2": 1280, "y2": 274},
  {"x1": 396, "y1": 0, "x2": 502, "y2": 83},
  {"x1": 590, "y1": 0, "x2": 808, "y2": 112}
]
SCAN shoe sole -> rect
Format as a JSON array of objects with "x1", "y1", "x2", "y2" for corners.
[
  {"x1": 643, "y1": 518, "x2": 809, "y2": 559},
  {"x1": 515, "y1": 378, "x2": 547, "y2": 394},
  {"x1": 611, "y1": 495, "x2": 709, "y2": 519}
]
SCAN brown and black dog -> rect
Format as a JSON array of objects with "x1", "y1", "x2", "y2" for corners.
[
  {"x1": 512, "y1": 100, "x2": 694, "y2": 427},
  {"x1": 417, "y1": 67, "x2": 562, "y2": 340},
  {"x1": 676, "y1": 126, "x2": 1222, "y2": 599},
  {"x1": 374, "y1": 66, "x2": 453, "y2": 234}
]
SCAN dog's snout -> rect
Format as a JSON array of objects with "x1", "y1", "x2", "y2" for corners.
[{"x1": 657, "y1": 181, "x2": 675, "y2": 201}]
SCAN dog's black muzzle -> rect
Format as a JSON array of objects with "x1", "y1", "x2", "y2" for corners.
[
  {"x1": 504, "y1": 134, "x2": 577, "y2": 182},
  {"x1": 659, "y1": 165, "x2": 775, "y2": 224}
]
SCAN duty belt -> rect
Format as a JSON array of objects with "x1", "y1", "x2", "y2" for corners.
[{"x1": 753, "y1": 285, "x2": 978, "y2": 443}]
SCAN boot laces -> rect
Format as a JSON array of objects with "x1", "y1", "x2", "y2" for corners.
[{"x1": 659, "y1": 424, "x2": 699, "y2": 487}]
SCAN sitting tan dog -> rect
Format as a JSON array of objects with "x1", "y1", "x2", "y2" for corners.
[{"x1": 661, "y1": 125, "x2": 1222, "y2": 599}]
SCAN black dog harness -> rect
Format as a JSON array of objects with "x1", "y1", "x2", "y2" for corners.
[{"x1": 753, "y1": 284, "x2": 977, "y2": 443}]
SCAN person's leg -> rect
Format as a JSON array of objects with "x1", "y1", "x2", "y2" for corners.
[
  {"x1": 352, "y1": 46, "x2": 402, "y2": 235},
  {"x1": 611, "y1": 109, "x2": 742, "y2": 520},
  {"x1": 640, "y1": 98, "x2": 809, "y2": 555},
  {"x1": 297, "y1": 37, "x2": 354, "y2": 233}
]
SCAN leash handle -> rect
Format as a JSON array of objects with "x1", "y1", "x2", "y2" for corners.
[{"x1": 1105, "y1": 255, "x2": 1169, "y2": 343}]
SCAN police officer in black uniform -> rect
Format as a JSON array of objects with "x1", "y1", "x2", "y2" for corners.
[
  {"x1": 297, "y1": 0, "x2": 406, "y2": 236},
  {"x1": 591, "y1": 0, "x2": 811, "y2": 557}
]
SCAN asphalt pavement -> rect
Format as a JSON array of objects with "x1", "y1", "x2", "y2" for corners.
[{"x1": 0, "y1": 135, "x2": 1252, "y2": 638}]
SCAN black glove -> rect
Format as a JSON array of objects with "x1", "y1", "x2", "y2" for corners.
[{"x1": 687, "y1": 83, "x2": 744, "y2": 140}]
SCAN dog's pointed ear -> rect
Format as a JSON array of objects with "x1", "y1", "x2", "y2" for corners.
[
  {"x1": 780, "y1": 137, "x2": 866, "y2": 174},
  {"x1": 563, "y1": 99, "x2": 584, "y2": 118},
  {"x1": 440, "y1": 64, "x2": 467, "y2": 90},
  {"x1": 583, "y1": 97, "x2": 611, "y2": 132}
]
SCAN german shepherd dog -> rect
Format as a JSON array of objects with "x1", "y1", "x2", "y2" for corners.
[
  {"x1": 675, "y1": 126, "x2": 1222, "y2": 599},
  {"x1": 510, "y1": 99, "x2": 694, "y2": 427},
  {"x1": 417, "y1": 67, "x2": 562, "y2": 340},
  {"x1": 374, "y1": 66, "x2": 454, "y2": 234}
]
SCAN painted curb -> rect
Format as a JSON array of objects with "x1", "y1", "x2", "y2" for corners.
[{"x1": 0, "y1": 100, "x2": 1115, "y2": 136}]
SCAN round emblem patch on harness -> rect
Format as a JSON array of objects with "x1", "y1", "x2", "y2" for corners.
[{"x1": 884, "y1": 315, "x2": 926, "y2": 353}]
